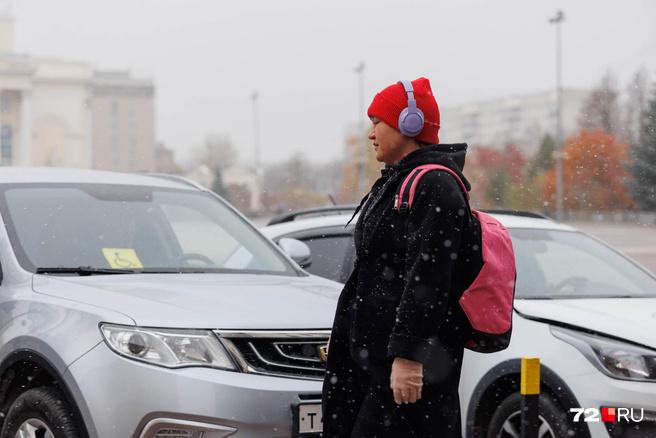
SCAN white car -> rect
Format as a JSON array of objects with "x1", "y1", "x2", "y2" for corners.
[{"x1": 262, "y1": 207, "x2": 656, "y2": 438}]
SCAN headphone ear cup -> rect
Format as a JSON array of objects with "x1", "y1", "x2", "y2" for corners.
[{"x1": 398, "y1": 108, "x2": 425, "y2": 137}]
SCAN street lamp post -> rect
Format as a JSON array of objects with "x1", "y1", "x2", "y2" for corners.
[
  {"x1": 354, "y1": 62, "x2": 366, "y2": 195},
  {"x1": 250, "y1": 91, "x2": 262, "y2": 213},
  {"x1": 251, "y1": 91, "x2": 261, "y2": 178},
  {"x1": 549, "y1": 10, "x2": 565, "y2": 221}
]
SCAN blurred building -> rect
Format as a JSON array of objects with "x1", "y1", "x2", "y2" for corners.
[
  {"x1": 182, "y1": 164, "x2": 261, "y2": 214},
  {"x1": 0, "y1": 13, "x2": 14, "y2": 53},
  {"x1": 223, "y1": 166, "x2": 261, "y2": 213},
  {"x1": 340, "y1": 124, "x2": 379, "y2": 203},
  {"x1": 91, "y1": 70, "x2": 156, "y2": 172},
  {"x1": 0, "y1": 54, "x2": 93, "y2": 167},
  {"x1": 439, "y1": 89, "x2": 589, "y2": 154},
  {"x1": 0, "y1": 14, "x2": 157, "y2": 171},
  {"x1": 154, "y1": 142, "x2": 180, "y2": 174},
  {"x1": 184, "y1": 164, "x2": 214, "y2": 189}
]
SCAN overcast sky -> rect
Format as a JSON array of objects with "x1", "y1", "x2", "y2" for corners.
[{"x1": 11, "y1": 0, "x2": 656, "y2": 165}]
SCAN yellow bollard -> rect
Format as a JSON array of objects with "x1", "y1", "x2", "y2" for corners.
[{"x1": 520, "y1": 357, "x2": 540, "y2": 438}]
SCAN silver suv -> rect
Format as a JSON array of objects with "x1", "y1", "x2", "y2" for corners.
[{"x1": 0, "y1": 167, "x2": 339, "y2": 438}]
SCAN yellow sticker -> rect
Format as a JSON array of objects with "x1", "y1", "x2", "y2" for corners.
[{"x1": 102, "y1": 248, "x2": 144, "y2": 269}]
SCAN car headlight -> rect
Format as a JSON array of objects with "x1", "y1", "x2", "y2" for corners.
[
  {"x1": 100, "y1": 324, "x2": 236, "y2": 370},
  {"x1": 551, "y1": 326, "x2": 656, "y2": 382}
]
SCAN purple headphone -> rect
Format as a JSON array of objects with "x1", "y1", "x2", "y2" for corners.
[{"x1": 397, "y1": 80, "x2": 425, "y2": 137}]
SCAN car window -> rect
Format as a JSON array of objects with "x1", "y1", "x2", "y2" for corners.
[
  {"x1": 510, "y1": 229, "x2": 656, "y2": 299},
  {"x1": 301, "y1": 234, "x2": 354, "y2": 282},
  {"x1": 0, "y1": 184, "x2": 297, "y2": 275},
  {"x1": 161, "y1": 203, "x2": 255, "y2": 269}
]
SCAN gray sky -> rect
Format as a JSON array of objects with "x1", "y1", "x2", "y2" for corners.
[{"x1": 13, "y1": 0, "x2": 656, "y2": 165}]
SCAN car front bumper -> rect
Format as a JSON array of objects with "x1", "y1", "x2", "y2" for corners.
[
  {"x1": 568, "y1": 369, "x2": 656, "y2": 438},
  {"x1": 66, "y1": 341, "x2": 323, "y2": 437}
]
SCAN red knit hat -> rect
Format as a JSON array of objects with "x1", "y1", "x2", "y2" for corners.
[{"x1": 367, "y1": 77, "x2": 440, "y2": 144}]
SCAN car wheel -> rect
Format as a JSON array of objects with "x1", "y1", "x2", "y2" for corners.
[
  {"x1": 0, "y1": 387, "x2": 80, "y2": 438},
  {"x1": 486, "y1": 392, "x2": 573, "y2": 438}
]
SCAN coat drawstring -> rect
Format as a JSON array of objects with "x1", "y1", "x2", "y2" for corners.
[
  {"x1": 345, "y1": 166, "x2": 399, "y2": 228},
  {"x1": 345, "y1": 192, "x2": 370, "y2": 227}
]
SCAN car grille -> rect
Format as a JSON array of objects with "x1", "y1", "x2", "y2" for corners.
[{"x1": 215, "y1": 330, "x2": 330, "y2": 380}]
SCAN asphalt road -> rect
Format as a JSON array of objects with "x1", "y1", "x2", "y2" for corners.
[{"x1": 567, "y1": 221, "x2": 656, "y2": 275}]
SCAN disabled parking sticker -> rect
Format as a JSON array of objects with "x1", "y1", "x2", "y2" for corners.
[{"x1": 102, "y1": 248, "x2": 144, "y2": 269}]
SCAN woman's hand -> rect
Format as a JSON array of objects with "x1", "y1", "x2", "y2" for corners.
[{"x1": 390, "y1": 357, "x2": 423, "y2": 405}]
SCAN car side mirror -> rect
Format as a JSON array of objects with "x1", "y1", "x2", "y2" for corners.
[{"x1": 278, "y1": 238, "x2": 312, "y2": 269}]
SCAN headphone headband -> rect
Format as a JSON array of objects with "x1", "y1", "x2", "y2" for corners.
[{"x1": 399, "y1": 80, "x2": 414, "y2": 98}]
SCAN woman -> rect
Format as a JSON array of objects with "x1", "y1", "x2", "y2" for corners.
[{"x1": 322, "y1": 77, "x2": 483, "y2": 437}]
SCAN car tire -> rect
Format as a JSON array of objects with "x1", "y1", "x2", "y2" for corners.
[
  {"x1": 486, "y1": 392, "x2": 573, "y2": 438},
  {"x1": 0, "y1": 387, "x2": 80, "y2": 438}
]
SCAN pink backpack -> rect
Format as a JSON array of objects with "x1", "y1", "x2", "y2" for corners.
[{"x1": 395, "y1": 164, "x2": 516, "y2": 353}]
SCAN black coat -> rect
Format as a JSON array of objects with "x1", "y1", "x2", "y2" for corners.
[{"x1": 322, "y1": 145, "x2": 483, "y2": 438}]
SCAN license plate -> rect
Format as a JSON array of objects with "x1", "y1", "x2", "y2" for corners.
[{"x1": 297, "y1": 402, "x2": 323, "y2": 434}]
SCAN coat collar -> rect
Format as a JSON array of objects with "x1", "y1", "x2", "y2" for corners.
[
  {"x1": 386, "y1": 143, "x2": 472, "y2": 191},
  {"x1": 347, "y1": 143, "x2": 472, "y2": 227}
]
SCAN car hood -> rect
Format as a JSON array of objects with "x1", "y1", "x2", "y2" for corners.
[
  {"x1": 32, "y1": 273, "x2": 341, "y2": 329},
  {"x1": 514, "y1": 298, "x2": 656, "y2": 349}
]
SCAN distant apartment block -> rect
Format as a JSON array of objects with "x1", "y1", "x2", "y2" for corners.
[
  {"x1": 0, "y1": 14, "x2": 156, "y2": 171},
  {"x1": 439, "y1": 89, "x2": 589, "y2": 155},
  {"x1": 91, "y1": 70, "x2": 155, "y2": 172}
]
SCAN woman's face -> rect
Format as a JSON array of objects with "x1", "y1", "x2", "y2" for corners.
[{"x1": 368, "y1": 118, "x2": 408, "y2": 165}]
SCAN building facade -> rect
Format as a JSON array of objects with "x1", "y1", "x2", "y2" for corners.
[
  {"x1": 1, "y1": 52, "x2": 35, "y2": 167},
  {"x1": 0, "y1": 14, "x2": 156, "y2": 171},
  {"x1": 439, "y1": 89, "x2": 589, "y2": 154},
  {"x1": 0, "y1": 53, "x2": 93, "y2": 168}
]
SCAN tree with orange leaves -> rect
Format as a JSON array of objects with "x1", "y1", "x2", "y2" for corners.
[
  {"x1": 543, "y1": 129, "x2": 633, "y2": 211},
  {"x1": 465, "y1": 144, "x2": 527, "y2": 208}
]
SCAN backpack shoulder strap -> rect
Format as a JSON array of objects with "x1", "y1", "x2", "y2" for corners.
[
  {"x1": 394, "y1": 167, "x2": 424, "y2": 212},
  {"x1": 394, "y1": 164, "x2": 470, "y2": 213}
]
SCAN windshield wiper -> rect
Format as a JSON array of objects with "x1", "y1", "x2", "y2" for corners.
[
  {"x1": 35, "y1": 266, "x2": 139, "y2": 276},
  {"x1": 36, "y1": 266, "x2": 268, "y2": 276},
  {"x1": 34, "y1": 266, "x2": 225, "y2": 275}
]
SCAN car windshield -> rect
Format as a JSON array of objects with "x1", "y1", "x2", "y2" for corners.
[
  {"x1": 510, "y1": 228, "x2": 656, "y2": 299},
  {"x1": 0, "y1": 183, "x2": 298, "y2": 275}
]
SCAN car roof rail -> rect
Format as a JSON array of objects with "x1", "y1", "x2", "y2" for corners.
[
  {"x1": 481, "y1": 209, "x2": 552, "y2": 220},
  {"x1": 267, "y1": 205, "x2": 358, "y2": 225},
  {"x1": 142, "y1": 173, "x2": 207, "y2": 191}
]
